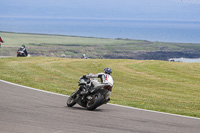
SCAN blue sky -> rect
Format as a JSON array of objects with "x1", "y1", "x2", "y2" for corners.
[{"x1": 1, "y1": 0, "x2": 200, "y2": 21}]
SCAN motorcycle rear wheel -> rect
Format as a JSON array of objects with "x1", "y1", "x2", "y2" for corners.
[{"x1": 86, "y1": 92, "x2": 103, "y2": 110}]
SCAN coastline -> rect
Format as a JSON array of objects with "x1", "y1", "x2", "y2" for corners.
[{"x1": 1, "y1": 30, "x2": 200, "y2": 44}]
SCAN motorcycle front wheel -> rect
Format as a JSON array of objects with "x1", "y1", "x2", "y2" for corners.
[
  {"x1": 67, "y1": 96, "x2": 77, "y2": 107},
  {"x1": 86, "y1": 92, "x2": 103, "y2": 110}
]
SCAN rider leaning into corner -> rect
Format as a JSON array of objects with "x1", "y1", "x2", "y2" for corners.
[{"x1": 81, "y1": 67, "x2": 113, "y2": 103}]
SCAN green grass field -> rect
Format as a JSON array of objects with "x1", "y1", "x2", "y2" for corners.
[
  {"x1": 0, "y1": 57, "x2": 199, "y2": 118},
  {"x1": 1, "y1": 32, "x2": 200, "y2": 59},
  {"x1": 1, "y1": 31, "x2": 199, "y2": 49},
  {"x1": 0, "y1": 32, "x2": 142, "y2": 47},
  {"x1": 0, "y1": 32, "x2": 146, "y2": 58}
]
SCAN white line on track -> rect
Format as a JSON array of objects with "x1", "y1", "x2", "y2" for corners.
[{"x1": 1, "y1": 79, "x2": 200, "y2": 120}]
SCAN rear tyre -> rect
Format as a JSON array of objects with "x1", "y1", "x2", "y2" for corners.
[{"x1": 86, "y1": 92, "x2": 103, "y2": 110}]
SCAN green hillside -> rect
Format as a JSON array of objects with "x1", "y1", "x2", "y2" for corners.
[
  {"x1": 0, "y1": 57, "x2": 199, "y2": 118},
  {"x1": 1, "y1": 32, "x2": 200, "y2": 60}
]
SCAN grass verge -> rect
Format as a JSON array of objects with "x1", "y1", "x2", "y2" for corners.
[{"x1": 0, "y1": 57, "x2": 199, "y2": 118}]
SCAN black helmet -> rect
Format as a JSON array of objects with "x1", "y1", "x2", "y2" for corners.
[
  {"x1": 103, "y1": 68, "x2": 112, "y2": 75},
  {"x1": 22, "y1": 45, "x2": 25, "y2": 48}
]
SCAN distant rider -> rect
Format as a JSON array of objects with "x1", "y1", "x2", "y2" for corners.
[
  {"x1": 81, "y1": 67, "x2": 113, "y2": 103},
  {"x1": 18, "y1": 45, "x2": 28, "y2": 56},
  {"x1": 81, "y1": 54, "x2": 87, "y2": 59}
]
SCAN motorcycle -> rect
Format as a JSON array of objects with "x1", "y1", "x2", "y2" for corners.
[
  {"x1": 17, "y1": 50, "x2": 27, "y2": 57},
  {"x1": 17, "y1": 47, "x2": 28, "y2": 57},
  {"x1": 67, "y1": 75, "x2": 113, "y2": 110}
]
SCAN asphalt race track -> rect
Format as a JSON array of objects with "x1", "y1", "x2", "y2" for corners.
[{"x1": 0, "y1": 80, "x2": 200, "y2": 133}]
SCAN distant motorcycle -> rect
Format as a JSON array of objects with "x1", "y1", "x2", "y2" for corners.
[
  {"x1": 17, "y1": 50, "x2": 27, "y2": 57},
  {"x1": 67, "y1": 75, "x2": 113, "y2": 110},
  {"x1": 17, "y1": 47, "x2": 28, "y2": 57}
]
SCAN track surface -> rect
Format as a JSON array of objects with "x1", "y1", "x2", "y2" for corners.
[{"x1": 0, "y1": 80, "x2": 200, "y2": 133}]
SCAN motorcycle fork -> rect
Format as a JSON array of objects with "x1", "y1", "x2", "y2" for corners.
[{"x1": 71, "y1": 89, "x2": 80, "y2": 98}]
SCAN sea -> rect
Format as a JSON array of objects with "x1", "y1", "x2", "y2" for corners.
[{"x1": 1, "y1": 17, "x2": 200, "y2": 43}]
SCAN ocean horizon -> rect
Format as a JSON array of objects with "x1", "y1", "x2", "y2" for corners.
[{"x1": 1, "y1": 17, "x2": 200, "y2": 43}]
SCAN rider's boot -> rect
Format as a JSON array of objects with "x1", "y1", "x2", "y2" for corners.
[{"x1": 104, "y1": 97, "x2": 110, "y2": 104}]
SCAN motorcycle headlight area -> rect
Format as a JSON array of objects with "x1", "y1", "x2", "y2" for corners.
[{"x1": 79, "y1": 79, "x2": 87, "y2": 85}]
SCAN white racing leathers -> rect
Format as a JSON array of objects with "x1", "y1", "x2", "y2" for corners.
[{"x1": 86, "y1": 73, "x2": 113, "y2": 100}]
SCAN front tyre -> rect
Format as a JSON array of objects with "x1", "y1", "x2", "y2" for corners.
[
  {"x1": 67, "y1": 96, "x2": 76, "y2": 107},
  {"x1": 86, "y1": 92, "x2": 103, "y2": 110}
]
